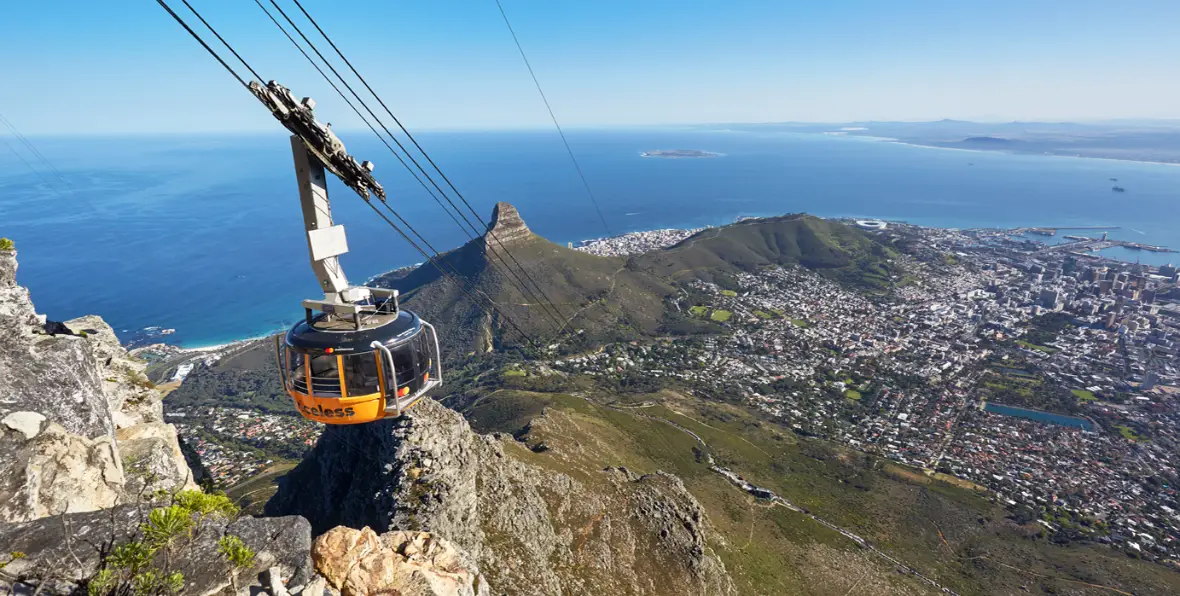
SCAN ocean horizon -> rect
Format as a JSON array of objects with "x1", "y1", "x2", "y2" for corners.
[{"x1": 4, "y1": 128, "x2": 1179, "y2": 348}]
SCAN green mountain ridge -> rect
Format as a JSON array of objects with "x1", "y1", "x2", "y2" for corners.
[
  {"x1": 373, "y1": 205, "x2": 897, "y2": 353},
  {"x1": 630, "y1": 213, "x2": 898, "y2": 290},
  {"x1": 164, "y1": 206, "x2": 898, "y2": 413}
]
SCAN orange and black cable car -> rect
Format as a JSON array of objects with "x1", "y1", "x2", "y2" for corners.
[{"x1": 275, "y1": 306, "x2": 441, "y2": 425}]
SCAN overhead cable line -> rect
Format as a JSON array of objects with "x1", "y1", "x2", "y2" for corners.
[
  {"x1": 287, "y1": 0, "x2": 574, "y2": 332},
  {"x1": 253, "y1": 0, "x2": 565, "y2": 337},
  {"x1": 0, "y1": 134, "x2": 64, "y2": 199},
  {"x1": 154, "y1": 0, "x2": 544, "y2": 350},
  {"x1": 0, "y1": 113, "x2": 76, "y2": 197},
  {"x1": 250, "y1": 0, "x2": 468, "y2": 236},
  {"x1": 258, "y1": 0, "x2": 570, "y2": 335},
  {"x1": 263, "y1": 0, "x2": 480, "y2": 239},
  {"x1": 493, "y1": 0, "x2": 611, "y2": 235},
  {"x1": 250, "y1": 0, "x2": 551, "y2": 346},
  {"x1": 180, "y1": 0, "x2": 266, "y2": 83},
  {"x1": 154, "y1": 0, "x2": 249, "y2": 88}
]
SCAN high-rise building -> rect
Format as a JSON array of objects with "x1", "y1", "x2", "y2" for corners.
[
  {"x1": 1159, "y1": 263, "x2": 1177, "y2": 277},
  {"x1": 1105, "y1": 312, "x2": 1119, "y2": 329},
  {"x1": 1039, "y1": 289, "x2": 1060, "y2": 308}
]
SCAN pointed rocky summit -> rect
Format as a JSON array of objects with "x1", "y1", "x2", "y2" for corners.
[{"x1": 482, "y1": 202, "x2": 532, "y2": 251}]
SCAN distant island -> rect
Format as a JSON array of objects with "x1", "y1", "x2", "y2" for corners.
[
  {"x1": 709, "y1": 119, "x2": 1180, "y2": 165},
  {"x1": 641, "y1": 149, "x2": 721, "y2": 158}
]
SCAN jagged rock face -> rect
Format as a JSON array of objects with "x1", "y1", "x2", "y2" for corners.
[
  {"x1": 0, "y1": 505, "x2": 314, "y2": 595},
  {"x1": 483, "y1": 202, "x2": 533, "y2": 252},
  {"x1": 0, "y1": 250, "x2": 195, "y2": 522},
  {"x1": 0, "y1": 421, "x2": 124, "y2": 521},
  {"x1": 64, "y1": 314, "x2": 166, "y2": 429},
  {"x1": 0, "y1": 251, "x2": 113, "y2": 440},
  {"x1": 313, "y1": 526, "x2": 488, "y2": 596},
  {"x1": 267, "y1": 398, "x2": 735, "y2": 595},
  {"x1": 265, "y1": 399, "x2": 484, "y2": 555}
]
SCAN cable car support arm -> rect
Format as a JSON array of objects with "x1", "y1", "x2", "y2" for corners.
[{"x1": 249, "y1": 80, "x2": 396, "y2": 326}]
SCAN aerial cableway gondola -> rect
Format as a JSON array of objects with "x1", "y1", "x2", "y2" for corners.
[{"x1": 249, "y1": 80, "x2": 442, "y2": 424}]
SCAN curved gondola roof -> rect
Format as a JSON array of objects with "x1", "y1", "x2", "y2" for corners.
[{"x1": 285, "y1": 309, "x2": 422, "y2": 353}]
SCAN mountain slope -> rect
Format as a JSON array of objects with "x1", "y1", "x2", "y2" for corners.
[
  {"x1": 265, "y1": 396, "x2": 736, "y2": 595},
  {"x1": 377, "y1": 206, "x2": 897, "y2": 354},
  {"x1": 165, "y1": 208, "x2": 898, "y2": 415},
  {"x1": 374, "y1": 203, "x2": 677, "y2": 352},
  {"x1": 631, "y1": 213, "x2": 898, "y2": 290},
  {"x1": 461, "y1": 388, "x2": 1180, "y2": 596}
]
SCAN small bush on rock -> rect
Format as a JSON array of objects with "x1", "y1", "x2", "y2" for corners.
[{"x1": 85, "y1": 490, "x2": 243, "y2": 596}]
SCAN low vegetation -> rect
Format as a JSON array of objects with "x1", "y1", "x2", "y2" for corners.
[
  {"x1": 1017, "y1": 339, "x2": 1059, "y2": 354},
  {"x1": 87, "y1": 491, "x2": 253, "y2": 596},
  {"x1": 1115, "y1": 425, "x2": 1143, "y2": 442},
  {"x1": 458, "y1": 385, "x2": 1180, "y2": 595}
]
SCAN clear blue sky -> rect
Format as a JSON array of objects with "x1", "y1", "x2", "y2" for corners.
[{"x1": 3, "y1": 0, "x2": 1180, "y2": 135}]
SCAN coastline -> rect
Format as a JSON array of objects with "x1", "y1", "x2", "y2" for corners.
[
  {"x1": 861, "y1": 136, "x2": 1180, "y2": 168},
  {"x1": 137, "y1": 213, "x2": 1170, "y2": 351}
]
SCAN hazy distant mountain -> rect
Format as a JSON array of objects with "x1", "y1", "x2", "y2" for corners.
[{"x1": 706, "y1": 119, "x2": 1180, "y2": 164}]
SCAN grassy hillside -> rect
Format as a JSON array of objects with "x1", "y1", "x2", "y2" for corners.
[
  {"x1": 632, "y1": 214, "x2": 898, "y2": 291},
  {"x1": 164, "y1": 211, "x2": 899, "y2": 412},
  {"x1": 164, "y1": 338, "x2": 290, "y2": 413},
  {"x1": 376, "y1": 231, "x2": 680, "y2": 352},
  {"x1": 378, "y1": 211, "x2": 897, "y2": 356},
  {"x1": 463, "y1": 388, "x2": 1180, "y2": 596}
]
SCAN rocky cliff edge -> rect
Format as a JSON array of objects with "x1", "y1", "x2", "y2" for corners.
[
  {"x1": 266, "y1": 397, "x2": 735, "y2": 595},
  {"x1": 0, "y1": 247, "x2": 496, "y2": 596},
  {"x1": 0, "y1": 248, "x2": 196, "y2": 521}
]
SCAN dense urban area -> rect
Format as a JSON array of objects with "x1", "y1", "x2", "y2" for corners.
[
  {"x1": 556, "y1": 222, "x2": 1180, "y2": 566},
  {"x1": 162, "y1": 220, "x2": 1180, "y2": 567}
]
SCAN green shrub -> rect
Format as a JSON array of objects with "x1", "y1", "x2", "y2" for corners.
[
  {"x1": 142, "y1": 505, "x2": 193, "y2": 547},
  {"x1": 107, "y1": 542, "x2": 153, "y2": 575},
  {"x1": 0, "y1": 551, "x2": 26, "y2": 570},
  {"x1": 218, "y1": 534, "x2": 256, "y2": 592},
  {"x1": 174, "y1": 490, "x2": 239, "y2": 518},
  {"x1": 0, "y1": 238, "x2": 13, "y2": 252},
  {"x1": 218, "y1": 534, "x2": 255, "y2": 568},
  {"x1": 130, "y1": 569, "x2": 184, "y2": 596},
  {"x1": 85, "y1": 492, "x2": 239, "y2": 596}
]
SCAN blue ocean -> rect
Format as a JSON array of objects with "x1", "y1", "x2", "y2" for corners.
[{"x1": 3, "y1": 128, "x2": 1179, "y2": 347}]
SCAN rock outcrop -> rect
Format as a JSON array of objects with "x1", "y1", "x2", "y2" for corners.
[
  {"x1": 483, "y1": 202, "x2": 533, "y2": 252},
  {"x1": 265, "y1": 399, "x2": 484, "y2": 553},
  {"x1": 0, "y1": 505, "x2": 314, "y2": 595},
  {"x1": 267, "y1": 398, "x2": 735, "y2": 595},
  {"x1": 0, "y1": 249, "x2": 195, "y2": 522},
  {"x1": 313, "y1": 526, "x2": 487, "y2": 596}
]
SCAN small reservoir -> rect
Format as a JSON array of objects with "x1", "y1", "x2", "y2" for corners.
[{"x1": 983, "y1": 402, "x2": 1094, "y2": 431}]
